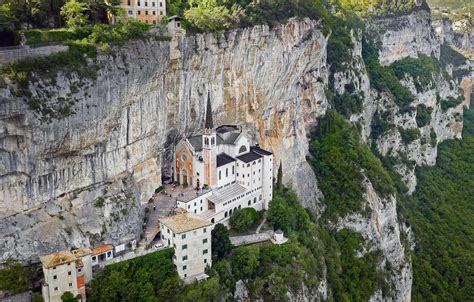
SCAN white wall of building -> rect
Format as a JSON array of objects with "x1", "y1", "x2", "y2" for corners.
[
  {"x1": 177, "y1": 191, "x2": 212, "y2": 215},
  {"x1": 216, "y1": 161, "x2": 236, "y2": 189},
  {"x1": 42, "y1": 262, "x2": 79, "y2": 302},
  {"x1": 260, "y1": 154, "x2": 274, "y2": 210},
  {"x1": 160, "y1": 224, "x2": 211, "y2": 280}
]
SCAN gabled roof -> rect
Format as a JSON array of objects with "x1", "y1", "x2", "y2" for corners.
[
  {"x1": 250, "y1": 146, "x2": 273, "y2": 156},
  {"x1": 187, "y1": 135, "x2": 203, "y2": 152},
  {"x1": 236, "y1": 151, "x2": 262, "y2": 163},
  {"x1": 40, "y1": 251, "x2": 76, "y2": 269},
  {"x1": 217, "y1": 153, "x2": 236, "y2": 167},
  {"x1": 217, "y1": 132, "x2": 240, "y2": 145}
]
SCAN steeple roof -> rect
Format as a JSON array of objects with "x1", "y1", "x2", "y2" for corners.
[{"x1": 205, "y1": 92, "x2": 214, "y2": 129}]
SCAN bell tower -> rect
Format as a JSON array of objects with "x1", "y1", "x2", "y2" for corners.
[{"x1": 203, "y1": 92, "x2": 217, "y2": 188}]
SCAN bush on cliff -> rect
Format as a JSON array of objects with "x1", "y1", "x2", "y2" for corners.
[{"x1": 229, "y1": 208, "x2": 261, "y2": 233}]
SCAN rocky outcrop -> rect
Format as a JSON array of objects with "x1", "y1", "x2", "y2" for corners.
[
  {"x1": 0, "y1": 19, "x2": 328, "y2": 261},
  {"x1": 367, "y1": 6, "x2": 440, "y2": 66},
  {"x1": 337, "y1": 180, "x2": 412, "y2": 301}
]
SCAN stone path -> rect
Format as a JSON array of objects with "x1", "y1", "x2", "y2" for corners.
[
  {"x1": 230, "y1": 231, "x2": 273, "y2": 246},
  {"x1": 255, "y1": 216, "x2": 267, "y2": 234}
]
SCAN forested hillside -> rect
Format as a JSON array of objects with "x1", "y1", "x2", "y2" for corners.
[{"x1": 399, "y1": 107, "x2": 474, "y2": 301}]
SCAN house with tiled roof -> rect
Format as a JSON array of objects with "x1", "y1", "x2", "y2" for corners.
[
  {"x1": 41, "y1": 248, "x2": 93, "y2": 302},
  {"x1": 159, "y1": 209, "x2": 212, "y2": 282}
]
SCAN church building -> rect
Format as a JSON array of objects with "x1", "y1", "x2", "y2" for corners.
[{"x1": 173, "y1": 95, "x2": 274, "y2": 225}]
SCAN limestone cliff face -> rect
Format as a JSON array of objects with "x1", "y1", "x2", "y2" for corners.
[
  {"x1": 0, "y1": 19, "x2": 328, "y2": 261},
  {"x1": 0, "y1": 7, "x2": 469, "y2": 301}
]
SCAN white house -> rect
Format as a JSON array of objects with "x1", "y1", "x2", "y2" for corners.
[
  {"x1": 173, "y1": 94, "x2": 274, "y2": 226},
  {"x1": 159, "y1": 209, "x2": 212, "y2": 283}
]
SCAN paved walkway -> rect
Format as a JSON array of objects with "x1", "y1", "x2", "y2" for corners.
[
  {"x1": 99, "y1": 245, "x2": 166, "y2": 268},
  {"x1": 255, "y1": 216, "x2": 267, "y2": 234},
  {"x1": 230, "y1": 231, "x2": 273, "y2": 246}
]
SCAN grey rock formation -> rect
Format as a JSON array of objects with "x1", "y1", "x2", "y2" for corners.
[{"x1": 0, "y1": 19, "x2": 328, "y2": 262}]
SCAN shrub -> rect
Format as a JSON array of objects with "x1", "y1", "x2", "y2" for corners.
[
  {"x1": 95, "y1": 196, "x2": 105, "y2": 207},
  {"x1": 229, "y1": 208, "x2": 261, "y2": 232},
  {"x1": 22, "y1": 28, "x2": 90, "y2": 45},
  {"x1": 391, "y1": 54, "x2": 441, "y2": 92},
  {"x1": 211, "y1": 224, "x2": 232, "y2": 260},
  {"x1": 333, "y1": 92, "x2": 363, "y2": 118},
  {"x1": 416, "y1": 104, "x2": 432, "y2": 127},
  {"x1": 362, "y1": 36, "x2": 414, "y2": 111},
  {"x1": 398, "y1": 127, "x2": 421, "y2": 144},
  {"x1": 440, "y1": 96, "x2": 464, "y2": 111}
]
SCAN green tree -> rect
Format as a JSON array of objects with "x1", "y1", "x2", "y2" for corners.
[
  {"x1": 276, "y1": 161, "x2": 283, "y2": 192},
  {"x1": 231, "y1": 245, "x2": 260, "y2": 280},
  {"x1": 184, "y1": 0, "x2": 241, "y2": 31},
  {"x1": 229, "y1": 208, "x2": 261, "y2": 232},
  {"x1": 211, "y1": 223, "x2": 232, "y2": 260},
  {"x1": 267, "y1": 195, "x2": 292, "y2": 233},
  {"x1": 0, "y1": 259, "x2": 31, "y2": 294},
  {"x1": 0, "y1": 4, "x2": 15, "y2": 30},
  {"x1": 60, "y1": 0, "x2": 90, "y2": 30},
  {"x1": 61, "y1": 291, "x2": 80, "y2": 302}
]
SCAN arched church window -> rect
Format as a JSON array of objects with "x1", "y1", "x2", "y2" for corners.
[
  {"x1": 181, "y1": 168, "x2": 187, "y2": 175},
  {"x1": 238, "y1": 145, "x2": 247, "y2": 154},
  {"x1": 205, "y1": 137, "x2": 209, "y2": 146},
  {"x1": 181, "y1": 154, "x2": 187, "y2": 162},
  {"x1": 211, "y1": 137, "x2": 215, "y2": 146}
]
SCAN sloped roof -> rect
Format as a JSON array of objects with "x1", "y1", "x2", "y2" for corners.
[
  {"x1": 250, "y1": 146, "x2": 273, "y2": 156},
  {"x1": 187, "y1": 135, "x2": 203, "y2": 152},
  {"x1": 72, "y1": 247, "x2": 92, "y2": 258},
  {"x1": 217, "y1": 132, "x2": 240, "y2": 145},
  {"x1": 92, "y1": 244, "x2": 113, "y2": 255},
  {"x1": 236, "y1": 151, "x2": 262, "y2": 163},
  {"x1": 40, "y1": 251, "x2": 76, "y2": 269},
  {"x1": 207, "y1": 183, "x2": 247, "y2": 205},
  {"x1": 217, "y1": 153, "x2": 236, "y2": 167},
  {"x1": 160, "y1": 210, "x2": 211, "y2": 234}
]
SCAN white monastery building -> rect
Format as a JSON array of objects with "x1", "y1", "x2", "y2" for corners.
[
  {"x1": 173, "y1": 95, "x2": 274, "y2": 226},
  {"x1": 159, "y1": 209, "x2": 212, "y2": 282}
]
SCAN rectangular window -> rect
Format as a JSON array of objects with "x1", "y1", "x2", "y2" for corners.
[
  {"x1": 182, "y1": 255, "x2": 188, "y2": 261},
  {"x1": 127, "y1": 0, "x2": 130, "y2": 5},
  {"x1": 54, "y1": 287, "x2": 59, "y2": 291},
  {"x1": 153, "y1": 11, "x2": 156, "y2": 15},
  {"x1": 182, "y1": 244, "x2": 187, "y2": 250},
  {"x1": 203, "y1": 228, "x2": 207, "y2": 233},
  {"x1": 145, "y1": 1, "x2": 148, "y2": 6},
  {"x1": 203, "y1": 249, "x2": 208, "y2": 254},
  {"x1": 137, "y1": 1, "x2": 140, "y2": 5},
  {"x1": 226, "y1": 168, "x2": 228, "y2": 177},
  {"x1": 203, "y1": 238, "x2": 208, "y2": 244},
  {"x1": 145, "y1": 10, "x2": 148, "y2": 15},
  {"x1": 232, "y1": 166, "x2": 234, "y2": 174},
  {"x1": 160, "y1": 10, "x2": 163, "y2": 15},
  {"x1": 137, "y1": 10, "x2": 141, "y2": 15},
  {"x1": 204, "y1": 258, "x2": 207, "y2": 263},
  {"x1": 219, "y1": 171, "x2": 221, "y2": 180},
  {"x1": 159, "y1": 1, "x2": 162, "y2": 7},
  {"x1": 69, "y1": 282, "x2": 73, "y2": 287},
  {"x1": 182, "y1": 234, "x2": 186, "y2": 239},
  {"x1": 53, "y1": 275, "x2": 57, "y2": 280},
  {"x1": 152, "y1": 1, "x2": 155, "y2": 6},
  {"x1": 128, "y1": 10, "x2": 132, "y2": 15},
  {"x1": 68, "y1": 271, "x2": 71, "y2": 276},
  {"x1": 183, "y1": 265, "x2": 187, "y2": 270}
]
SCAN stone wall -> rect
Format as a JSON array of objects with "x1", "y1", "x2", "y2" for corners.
[{"x1": 0, "y1": 44, "x2": 69, "y2": 65}]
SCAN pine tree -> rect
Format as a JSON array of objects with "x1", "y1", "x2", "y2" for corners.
[{"x1": 276, "y1": 161, "x2": 283, "y2": 192}]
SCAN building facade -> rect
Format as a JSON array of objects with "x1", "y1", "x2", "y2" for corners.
[
  {"x1": 118, "y1": 0, "x2": 166, "y2": 25},
  {"x1": 41, "y1": 249, "x2": 93, "y2": 302},
  {"x1": 173, "y1": 96, "x2": 274, "y2": 226},
  {"x1": 159, "y1": 209, "x2": 212, "y2": 282}
]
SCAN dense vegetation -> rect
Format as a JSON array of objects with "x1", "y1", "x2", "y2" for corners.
[
  {"x1": 399, "y1": 108, "x2": 474, "y2": 301},
  {"x1": 309, "y1": 110, "x2": 395, "y2": 221},
  {"x1": 229, "y1": 208, "x2": 261, "y2": 233},
  {"x1": 0, "y1": 260, "x2": 41, "y2": 294}
]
